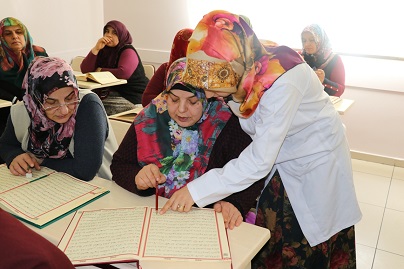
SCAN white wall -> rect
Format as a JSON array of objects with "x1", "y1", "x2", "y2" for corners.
[
  {"x1": 1, "y1": 0, "x2": 105, "y2": 63},
  {"x1": 104, "y1": 0, "x2": 404, "y2": 162},
  {"x1": 2, "y1": 1, "x2": 403, "y2": 162}
]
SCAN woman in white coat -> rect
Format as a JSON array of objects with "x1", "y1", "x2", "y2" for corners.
[{"x1": 161, "y1": 10, "x2": 362, "y2": 269}]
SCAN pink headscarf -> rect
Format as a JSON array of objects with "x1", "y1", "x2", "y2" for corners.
[{"x1": 22, "y1": 56, "x2": 79, "y2": 159}]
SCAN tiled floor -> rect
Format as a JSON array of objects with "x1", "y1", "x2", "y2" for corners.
[{"x1": 353, "y1": 159, "x2": 404, "y2": 269}]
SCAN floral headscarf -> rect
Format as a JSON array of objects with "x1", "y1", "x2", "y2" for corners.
[
  {"x1": 134, "y1": 57, "x2": 232, "y2": 198},
  {"x1": 22, "y1": 56, "x2": 79, "y2": 159},
  {"x1": 96, "y1": 20, "x2": 133, "y2": 68},
  {"x1": 0, "y1": 17, "x2": 45, "y2": 72},
  {"x1": 301, "y1": 24, "x2": 335, "y2": 69},
  {"x1": 165, "y1": 28, "x2": 194, "y2": 87},
  {"x1": 182, "y1": 10, "x2": 304, "y2": 118}
]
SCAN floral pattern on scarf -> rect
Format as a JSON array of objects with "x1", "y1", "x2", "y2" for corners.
[
  {"x1": 184, "y1": 10, "x2": 304, "y2": 118},
  {"x1": 22, "y1": 56, "x2": 79, "y2": 159},
  {"x1": 134, "y1": 58, "x2": 232, "y2": 198},
  {"x1": 165, "y1": 28, "x2": 194, "y2": 86}
]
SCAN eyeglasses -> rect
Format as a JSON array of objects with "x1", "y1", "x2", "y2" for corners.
[
  {"x1": 33, "y1": 92, "x2": 80, "y2": 112},
  {"x1": 42, "y1": 99, "x2": 80, "y2": 112}
]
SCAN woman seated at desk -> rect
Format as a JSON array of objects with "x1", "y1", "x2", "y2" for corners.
[
  {"x1": 111, "y1": 58, "x2": 264, "y2": 228},
  {"x1": 81, "y1": 20, "x2": 149, "y2": 116},
  {"x1": 300, "y1": 24, "x2": 345, "y2": 97},
  {"x1": 0, "y1": 57, "x2": 118, "y2": 181}
]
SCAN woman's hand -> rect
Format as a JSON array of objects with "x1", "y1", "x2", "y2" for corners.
[
  {"x1": 160, "y1": 186, "x2": 194, "y2": 214},
  {"x1": 135, "y1": 164, "x2": 166, "y2": 190},
  {"x1": 9, "y1": 153, "x2": 41, "y2": 176},
  {"x1": 213, "y1": 201, "x2": 243, "y2": 229},
  {"x1": 91, "y1": 37, "x2": 113, "y2": 55},
  {"x1": 314, "y1": 69, "x2": 325, "y2": 83}
]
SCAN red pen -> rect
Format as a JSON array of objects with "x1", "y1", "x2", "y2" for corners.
[{"x1": 155, "y1": 180, "x2": 158, "y2": 215}]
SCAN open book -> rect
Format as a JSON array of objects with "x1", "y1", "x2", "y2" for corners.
[
  {"x1": 75, "y1": 71, "x2": 121, "y2": 85},
  {"x1": 0, "y1": 164, "x2": 109, "y2": 228},
  {"x1": 58, "y1": 207, "x2": 232, "y2": 269}
]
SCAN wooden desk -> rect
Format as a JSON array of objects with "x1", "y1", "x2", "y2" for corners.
[
  {"x1": 334, "y1": 98, "x2": 354, "y2": 115},
  {"x1": 0, "y1": 99, "x2": 12, "y2": 108},
  {"x1": 108, "y1": 106, "x2": 143, "y2": 123},
  {"x1": 330, "y1": 96, "x2": 354, "y2": 115},
  {"x1": 26, "y1": 177, "x2": 270, "y2": 269}
]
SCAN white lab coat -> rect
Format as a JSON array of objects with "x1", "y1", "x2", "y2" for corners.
[{"x1": 187, "y1": 63, "x2": 362, "y2": 246}]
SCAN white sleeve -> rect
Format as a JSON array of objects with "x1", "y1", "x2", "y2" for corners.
[{"x1": 188, "y1": 69, "x2": 304, "y2": 207}]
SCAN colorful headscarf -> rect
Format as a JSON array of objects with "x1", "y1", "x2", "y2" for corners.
[
  {"x1": 134, "y1": 57, "x2": 232, "y2": 198},
  {"x1": 165, "y1": 28, "x2": 194, "y2": 87},
  {"x1": 0, "y1": 17, "x2": 45, "y2": 72},
  {"x1": 96, "y1": 20, "x2": 133, "y2": 68},
  {"x1": 182, "y1": 10, "x2": 304, "y2": 118},
  {"x1": 22, "y1": 56, "x2": 79, "y2": 159},
  {"x1": 301, "y1": 24, "x2": 335, "y2": 69}
]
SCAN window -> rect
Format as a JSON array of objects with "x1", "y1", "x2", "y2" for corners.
[
  {"x1": 186, "y1": 0, "x2": 404, "y2": 92},
  {"x1": 187, "y1": 0, "x2": 403, "y2": 58}
]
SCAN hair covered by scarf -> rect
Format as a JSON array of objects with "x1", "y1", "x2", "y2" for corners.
[
  {"x1": 0, "y1": 17, "x2": 45, "y2": 72},
  {"x1": 22, "y1": 56, "x2": 79, "y2": 159},
  {"x1": 165, "y1": 28, "x2": 194, "y2": 85},
  {"x1": 183, "y1": 10, "x2": 304, "y2": 118},
  {"x1": 301, "y1": 24, "x2": 334, "y2": 69},
  {"x1": 134, "y1": 57, "x2": 232, "y2": 198},
  {"x1": 96, "y1": 20, "x2": 133, "y2": 68}
]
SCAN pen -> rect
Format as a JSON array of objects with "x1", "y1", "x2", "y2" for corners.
[{"x1": 155, "y1": 180, "x2": 158, "y2": 215}]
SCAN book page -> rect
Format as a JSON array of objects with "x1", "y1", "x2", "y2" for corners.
[
  {"x1": 59, "y1": 207, "x2": 147, "y2": 264},
  {"x1": 0, "y1": 165, "x2": 55, "y2": 193},
  {"x1": 0, "y1": 172, "x2": 103, "y2": 220},
  {"x1": 88, "y1": 71, "x2": 120, "y2": 84},
  {"x1": 143, "y1": 208, "x2": 230, "y2": 260},
  {"x1": 75, "y1": 73, "x2": 87, "y2": 81}
]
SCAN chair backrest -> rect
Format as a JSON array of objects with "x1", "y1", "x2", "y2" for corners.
[
  {"x1": 70, "y1": 56, "x2": 85, "y2": 72},
  {"x1": 108, "y1": 119, "x2": 131, "y2": 145},
  {"x1": 143, "y1": 64, "x2": 155, "y2": 80}
]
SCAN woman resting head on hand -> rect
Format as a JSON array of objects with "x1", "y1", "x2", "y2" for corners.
[{"x1": 80, "y1": 20, "x2": 149, "y2": 115}]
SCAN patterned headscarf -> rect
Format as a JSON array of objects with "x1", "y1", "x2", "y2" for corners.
[
  {"x1": 22, "y1": 56, "x2": 79, "y2": 159},
  {"x1": 0, "y1": 17, "x2": 45, "y2": 72},
  {"x1": 134, "y1": 57, "x2": 232, "y2": 198},
  {"x1": 301, "y1": 24, "x2": 334, "y2": 69},
  {"x1": 96, "y1": 20, "x2": 133, "y2": 68},
  {"x1": 165, "y1": 28, "x2": 194, "y2": 87},
  {"x1": 182, "y1": 10, "x2": 304, "y2": 118}
]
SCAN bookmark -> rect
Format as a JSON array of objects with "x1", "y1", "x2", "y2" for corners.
[{"x1": 155, "y1": 181, "x2": 158, "y2": 214}]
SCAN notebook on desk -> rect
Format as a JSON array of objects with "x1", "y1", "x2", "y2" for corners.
[
  {"x1": 57, "y1": 207, "x2": 232, "y2": 269},
  {"x1": 329, "y1": 95, "x2": 342, "y2": 105},
  {"x1": 0, "y1": 165, "x2": 109, "y2": 228}
]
